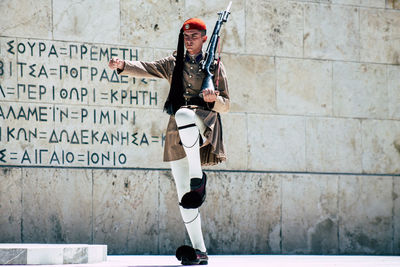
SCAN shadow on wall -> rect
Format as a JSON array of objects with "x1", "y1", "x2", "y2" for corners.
[
  {"x1": 394, "y1": 137, "x2": 400, "y2": 153},
  {"x1": 386, "y1": 0, "x2": 400, "y2": 9}
]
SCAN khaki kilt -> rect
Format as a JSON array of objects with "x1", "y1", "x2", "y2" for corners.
[{"x1": 118, "y1": 53, "x2": 230, "y2": 166}]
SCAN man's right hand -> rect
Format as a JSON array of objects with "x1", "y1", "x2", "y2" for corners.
[{"x1": 108, "y1": 57, "x2": 125, "y2": 70}]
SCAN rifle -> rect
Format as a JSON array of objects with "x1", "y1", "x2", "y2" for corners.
[{"x1": 199, "y1": 1, "x2": 232, "y2": 98}]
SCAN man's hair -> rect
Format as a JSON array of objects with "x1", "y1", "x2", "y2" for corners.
[{"x1": 164, "y1": 29, "x2": 185, "y2": 115}]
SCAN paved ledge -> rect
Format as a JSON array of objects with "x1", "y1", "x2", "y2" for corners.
[
  {"x1": 2, "y1": 255, "x2": 400, "y2": 267},
  {"x1": 0, "y1": 244, "x2": 107, "y2": 265}
]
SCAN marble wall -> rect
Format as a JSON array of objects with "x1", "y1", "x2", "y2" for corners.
[
  {"x1": 1, "y1": 168, "x2": 399, "y2": 255},
  {"x1": 0, "y1": 0, "x2": 399, "y2": 255}
]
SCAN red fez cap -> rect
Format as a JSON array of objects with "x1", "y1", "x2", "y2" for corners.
[{"x1": 182, "y1": 18, "x2": 206, "y2": 31}]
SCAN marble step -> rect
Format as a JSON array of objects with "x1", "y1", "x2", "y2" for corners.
[{"x1": 0, "y1": 244, "x2": 107, "y2": 265}]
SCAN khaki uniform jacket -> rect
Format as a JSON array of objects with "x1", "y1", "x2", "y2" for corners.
[{"x1": 118, "y1": 52, "x2": 230, "y2": 166}]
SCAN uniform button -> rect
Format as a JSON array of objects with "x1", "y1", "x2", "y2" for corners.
[
  {"x1": 188, "y1": 83, "x2": 192, "y2": 87},
  {"x1": 189, "y1": 75, "x2": 193, "y2": 78},
  {"x1": 190, "y1": 66, "x2": 193, "y2": 70},
  {"x1": 191, "y1": 60, "x2": 195, "y2": 64}
]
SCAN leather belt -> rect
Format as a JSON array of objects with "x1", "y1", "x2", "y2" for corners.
[{"x1": 184, "y1": 96, "x2": 208, "y2": 109}]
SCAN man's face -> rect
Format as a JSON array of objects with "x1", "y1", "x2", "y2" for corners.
[{"x1": 183, "y1": 29, "x2": 207, "y2": 55}]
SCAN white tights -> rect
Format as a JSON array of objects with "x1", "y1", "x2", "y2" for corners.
[{"x1": 170, "y1": 108, "x2": 207, "y2": 252}]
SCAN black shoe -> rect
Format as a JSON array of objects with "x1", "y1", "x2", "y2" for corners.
[
  {"x1": 176, "y1": 245, "x2": 208, "y2": 265},
  {"x1": 180, "y1": 172, "x2": 207, "y2": 209}
]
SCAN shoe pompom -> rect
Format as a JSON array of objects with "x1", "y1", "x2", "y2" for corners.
[
  {"x1": 180, "y1": 191, "x2": 203, "y2": 209},
  {"x1": 176, "y1": 245, "x2": 196, "y2": 261}
]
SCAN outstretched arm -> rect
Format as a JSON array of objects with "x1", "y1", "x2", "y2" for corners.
[
  {"x1": 108, "y1": 56, "x2": 175, "y2": 82},
  {"x1": 109, "y1": 57, "x2": 125, "y2": 70}
]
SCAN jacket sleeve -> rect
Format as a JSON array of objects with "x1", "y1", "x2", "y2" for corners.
[
  {"x1": 117, "y1": 56, "x2": 175, "y2": 83},
  {"x1": 211, "y1": 61, "x2": 230, "y2": 113}
]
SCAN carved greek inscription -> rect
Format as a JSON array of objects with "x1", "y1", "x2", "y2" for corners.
[{"x1": 0, "y1": 37, "x2": 167, "y2": 168}]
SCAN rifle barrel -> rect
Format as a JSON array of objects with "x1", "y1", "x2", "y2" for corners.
[{"x1": 226, "y1": 1, "x2": 232, "y2": 13}]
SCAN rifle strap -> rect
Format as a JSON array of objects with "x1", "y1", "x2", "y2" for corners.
[{"x1": 215, "y1": 37, "x2": 222, "y2": 90}]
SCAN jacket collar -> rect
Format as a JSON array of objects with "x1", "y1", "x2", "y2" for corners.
[{"x1": 185, "y1": 51, "x2": 203, "y2": 64}]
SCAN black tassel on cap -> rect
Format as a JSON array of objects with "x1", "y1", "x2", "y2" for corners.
[{"x1": 164, "y1": 28, "x2": 185, "y2": 115}]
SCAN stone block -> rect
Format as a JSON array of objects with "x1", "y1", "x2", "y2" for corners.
[
  {"x1": 361, "y1": 119, "x2": 400, "y2": 174},
  {"x1": 185, "y1": 0, "x2": 246, "y2": 54},
  {"x1": 386, "y1": 0, "x2": 400, "y2": 9},
  {"x1": 306, "y1": 117, "x2": 362, "y2": 173},
  {"x1": 49, "y1": 106, "x2": 168, "y2": 169},
  {"x1": 282, "y1": 174, "x2": 338, "y2": 254},
  {"x1": 203, "y1": 113, "x2": 246, "y2": 172},
  {"x1": 339, "y1": 176, "x2": 393, "y2": 254},
  {"x1": 202, "y1": 172, "x2": 281, "y2": 254},
  {"x1": 388, "y1": 65, "x2": 400, "y2": 120},
  {"x1": 53, "y1": 0, "x2": 120, "y2": 44},
  {"x1": 333, "y1": 62, "x2": 388, "y2": 119},
  {"x1": 220, "y1": 113, "x2": 248, "y2": 170},
  {"x1": 158, "y1": 170, "x2": 188, "y2": 254},
  {"x1": 117, "y1": 108, "x2": 169, "y2": 169},
  {"x1": 27, "y1": 247, "x2": 63, "y2": 265},
  {"x1": 0, "y1": 168, "x2": 21, "y2": 243},
  {"x1": 222, "y1": 53, "x2": 276, "y2": 114},
  {"x1": 360, "y1": 8, "x2": 400, "y2": 64},
  {"x1": 148, "y1": 49, "x2": 174, "y2": 109},
  {"x1": 154, "y1": 49, "x2": 175, "y2": 60},
  {"x1": 160, "y1": 171, "x2": 282, "y2": 255},
  {"x1": 0, "y1": 0, "x2": 52, "y2": 39},
  {"x1": 294, "y1": 0, "x2": 330, "y2": 3},
  {"x1": 63, "y1": 246, "x2": 88, "y2": 264},
  {"x1": 88, "y1": 46, "x2": 158, "y2": 108},
  {"x1": 120, "y1": 0, "x2": 184, "y2": 49},
  {"x1": 246, "y1": 0, "x2": 304, "y2": 57},
  {"x1": 304, "y1": 4, "x2": 359, "y2": 61},
  {"x1": 0, "y1": 244, "x2": 106, "y2": 265},
  {"x1": 93, "y1": 169, "x2": 159, "y2": 254},
  {"x1": 276, "y1": 58, "x2": 332, "y2": 116},
  {"x1": 0, "y1": 248, "x2": 27, "y2": 265},
  {"x1": 88, "y1": 245, "x2": 107, "y2": 263},
  {"x1": 0, "y1": 37, "x2": 18, "y2": 102},
  {"x1": 0, "y1": 40, "x2": 169, "y2": 169},
  {"x1": 248, "y1": 114, "x2": 306, "y2": 172},
  {"x1": 0, "y1": 102, "x2": 55, "y2": 167},
  {"x1": 333, "y1": 0, "x2": 385, "y2": 8},
  {"x1": 394, "y1": 177, "x2": 400, "y2": 254},
  {"x1": 22, "y1": 168, "x2": 92, "y2": 243},
  {"x1": 1, "y1": 104, "x2": 168, "y2": 169},
  {"x1": 4, "y1": 39, "x2": 154, "y2": 107},
  {"x1": 4, "y1": 38, "x2": 158, "y2": 108},
  {"x1": 8, "y1": 38, "x2": 87, "y2": 105}
]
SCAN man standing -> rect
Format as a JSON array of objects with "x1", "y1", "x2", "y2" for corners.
[{"x1": 108, "y1": 18, "x2": 229, "y2": 265}]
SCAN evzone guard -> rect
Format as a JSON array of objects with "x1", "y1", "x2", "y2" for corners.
[{"x1": 108, "y1": 4, "x2": 231, "y2": 265}]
